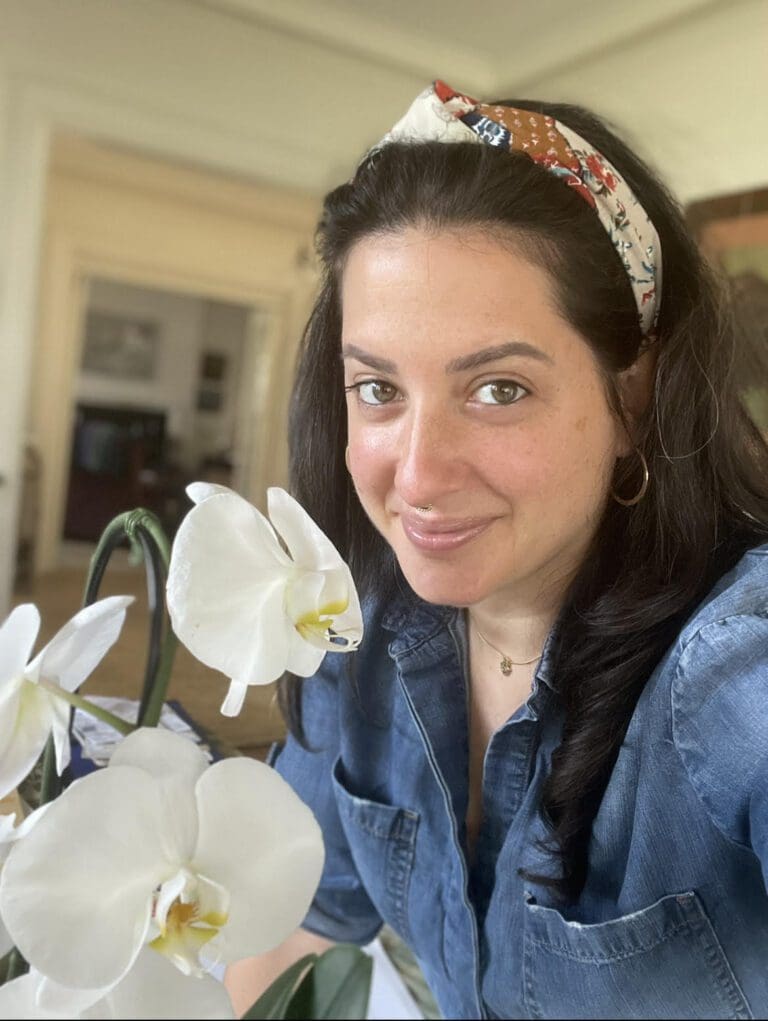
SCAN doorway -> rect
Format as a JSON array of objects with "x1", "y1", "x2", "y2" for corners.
[
  {"x1": 24, "y1": 131, "x2": 317, "y2": 580},
  {"x1": 61, "y1": 277, "x2": 259, "y2": 561}
]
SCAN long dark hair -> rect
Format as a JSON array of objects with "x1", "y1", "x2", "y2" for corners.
[{"x1": 283, "y1": 99, "x2": 768, "y2": 903}]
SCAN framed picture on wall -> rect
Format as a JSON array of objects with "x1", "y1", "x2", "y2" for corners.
[
  {"x1": 200, "y1": 352, "x2": 227, "y2": 381},
  {"x1": 196, "y1": 387, "x2": 223, "y2": 413},
  {"x1": 687, "y1": 187, "x2": 768, "y2": 430},
  {"x1": 81, "y1": 310, "x2": 161, "y2": 381}
]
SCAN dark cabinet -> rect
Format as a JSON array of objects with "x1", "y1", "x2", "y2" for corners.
[{"x1": 63, "y1": 404, "x2": 170, "y2": 542}]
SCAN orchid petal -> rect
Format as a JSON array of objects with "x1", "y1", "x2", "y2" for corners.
[
  {"x1": 50, "y1": 692, "x2": 72, "y2": 776},
  {"x1": 220, "y1": 680, "x2": 248, "y2": 717},
  {"x1": 0, "y1": 809, "x2": 50, "y2": 957},
  {"x1": 0, "y1": 679, "x2": 57, "y2": 800},
  {"x1": 0, "y1": 802, "x2": 51, "y2": 862},
  {"x1": 186, "y1": 481, "x2": 233, "y2": 505},
  {"x1": 0, "y1": 812, "x2": 16, "y2": 846},
  {"x1": 0, "y1": 605, "x2": 41, "y2": 756},
  {"x1": 35, "y1": 950, "x2": 236, "y2": 1020},
  {"x1": 285, "y1": 631, "x2": 327, "y2": 677},
  {"x1": 153, "y1": 867, "x2": 191, "y2": 934},
  {"x1": 0, "y1": 801, "x2": 54, "y2": 954},
  {"x1": 0, "y1": 604, "x2": 40, "y2": 683},
  {"x1": 284, "y1": 569, "x2": 326, "y2": 623},
  {"x1": 0, "y1": 675, "x2": 23, "y2": 765},
  {"x1": 27, "y1": 596, "x2": 133, "y2": 693},
  {"x1": 85, "y1": 947, "x2": 235, "y2": 1020},
  {"x1": 36, "y1": 972, "x2": 110, "y2": 1016},
  {"x1": 167, "y1": 492, "x2": 294, "y2": 689},
  {"x1": 0, "y1": 766, "x2": 173, "y2": 989},
  {"x1": 148, "y1": 867, "x2": 228, "y2": 977},
  {"x1": 286, "y1": 569, "x2": 362, "y2": 657},
  {"x1": 110, "y1": 728, "x2": 208, "y2": 859},
  {"x1": 267, "y1": 487, "x2": 348, "y2": 572},
  {"x1": 0, "y1": 972, "x2": 73, "y2": 1019},
  {"x1": 193, "y1": 757, "x2": 324, "y2": 961},
  {"x1": 0, "y1": 913, "x2": 11, "y2": 958},
  {"x1": 316, "y1": 566, "x2": 364, "y2": 650}
]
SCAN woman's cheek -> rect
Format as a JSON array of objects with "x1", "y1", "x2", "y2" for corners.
[{"x1": 347, "y1": 434, "x2": 393, "y2": 502}]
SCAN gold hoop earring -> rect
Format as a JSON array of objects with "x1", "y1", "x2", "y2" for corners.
[
  {"x1": 611, "y1": 448, "x2": 649, "y2": 507},
  {"x1": 344, "y1": 446, "x2": 351, "y2": 472}
]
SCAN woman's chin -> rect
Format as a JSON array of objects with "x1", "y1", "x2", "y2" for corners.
[{"x1": 397, "y1": 562, "x2": 489, "y2": 608}]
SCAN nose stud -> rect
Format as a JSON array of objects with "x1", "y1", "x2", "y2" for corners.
[{"x1": 415, "y1": 504, "x2": 433, "y2": 512}]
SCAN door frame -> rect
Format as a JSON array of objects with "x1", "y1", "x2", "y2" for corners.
[{"x1": 31, "y1": 134, "x2": 317, "y2": 573}]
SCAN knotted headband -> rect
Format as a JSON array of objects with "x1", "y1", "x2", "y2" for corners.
[{"x1": 371, "y1": 80, "x2": 661, "y2": 335}]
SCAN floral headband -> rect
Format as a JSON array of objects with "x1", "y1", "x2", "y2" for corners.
[{"x1": 372, "y1": 80, "x2": 662, "y2": 336}]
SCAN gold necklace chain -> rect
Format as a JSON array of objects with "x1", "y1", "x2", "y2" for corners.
[{"x1": 473, "y1": 624, "x2": 542, "y2": 677}]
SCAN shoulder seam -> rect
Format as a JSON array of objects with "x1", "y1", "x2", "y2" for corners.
[{"x1": 671, "y1": 612, "x2": 768, "y2": 849}]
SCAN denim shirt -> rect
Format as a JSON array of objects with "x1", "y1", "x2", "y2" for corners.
[{"x1": 270, "y1": 545, "x2": 768, "y2": 1019}]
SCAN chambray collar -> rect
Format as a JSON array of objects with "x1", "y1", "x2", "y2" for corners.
[{"x1": 380, "y1": 572, "x2": 559, "y2": 692}]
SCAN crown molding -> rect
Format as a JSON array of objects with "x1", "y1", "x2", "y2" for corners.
[
  {"x1": 190, "y1": 0, "x2": 498, "y2": 94},
  {"x1": 191, "y1": 0, "x2": 723, "y2": 98}
]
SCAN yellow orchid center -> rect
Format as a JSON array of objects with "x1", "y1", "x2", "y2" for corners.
[
  {"x1": 295, "y1": 599, "x2": 348, "y2": 642},
  {"x1": 150, "y1": 892, "x2": 229, "y2": 975}
]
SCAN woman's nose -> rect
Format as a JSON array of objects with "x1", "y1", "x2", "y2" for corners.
[{"x1": 394, "y1": 408, "x2": 466, "y2": 507}]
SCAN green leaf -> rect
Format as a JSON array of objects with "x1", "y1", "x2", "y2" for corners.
[
  {"x1": 242, "y1": 954, "x2": 317, "y2": 1020},
  {"x1": 284, "y1": 944, "x2": 373, "y2": 1020}
]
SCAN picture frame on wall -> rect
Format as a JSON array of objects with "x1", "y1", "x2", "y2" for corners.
[
  {"x1": 687, "y1": 187, "x2": 768, "y2": 431},
  {"x1": 200, "y1": 351, "x2": 227, "y2": 381},
  {"x1": 81, "y1": 310, "x2": 161, "y2": 381},
  {"x1": 196, "y1": 387, "x2": 223, "y2": 413}
]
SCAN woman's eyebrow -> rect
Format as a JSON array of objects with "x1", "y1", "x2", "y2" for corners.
[
  {"x1": 341, "y1": 339, "x2": 553, "y2": 375},
  {"x1": 341, "y1": 344, "x2": 397, "y2": 373},
  {"x1": 445, "y1": 341, "x2": 554, "y2": 373}
]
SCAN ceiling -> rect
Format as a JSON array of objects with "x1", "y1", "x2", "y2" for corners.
[{"x1": 196, "y1": 0, "x2": 721, "y2": 94}]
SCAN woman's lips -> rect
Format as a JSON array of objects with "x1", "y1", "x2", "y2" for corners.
[{"x1": 399, "y1": 514, "x2": 495, "y2": 552}]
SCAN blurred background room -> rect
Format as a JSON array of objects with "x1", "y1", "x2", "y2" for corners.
[{"x1": 0, "y1": 0, "x2": 766, "y2": 758}]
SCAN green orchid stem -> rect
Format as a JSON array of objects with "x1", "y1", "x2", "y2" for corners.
[
  {"x1": 82, "y1": 507, "x2": 178, "y2": 728},
  {"x1": 139, "y1": 627, "x2": 178, "y2": 728},
  {"x1": 37, "y1": 679, "x2": 136, "y2": 736},
  {"x1": 87, "y1": 508, "x2": 172, "y2": 583}
]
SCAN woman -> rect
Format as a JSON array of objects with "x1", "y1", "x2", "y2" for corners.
[{"x1": 227, "y1": 82, "x2": 768, "y2": 1019}]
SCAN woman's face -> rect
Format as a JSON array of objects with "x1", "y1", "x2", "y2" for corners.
[{"x1": 342, "y1": 227, "x2": 628, "y2": 610}]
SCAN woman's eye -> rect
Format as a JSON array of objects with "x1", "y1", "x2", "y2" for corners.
[
  {"x1": 473, "y1": 380, "x2": 528, "y2": 406},
  {"x1": 348, "y1": 380, "x2": 400, "y2": 405}
]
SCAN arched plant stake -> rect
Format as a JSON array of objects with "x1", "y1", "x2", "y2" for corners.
[{"x1": 38, "y1": 508, "x2": 178, "y2": 805}]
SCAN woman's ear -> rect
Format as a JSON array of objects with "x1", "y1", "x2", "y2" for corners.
[{"x1": 617, "y1": 342, "x2": 658, "y2": 439}]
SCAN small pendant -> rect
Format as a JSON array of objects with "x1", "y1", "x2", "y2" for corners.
[{"x1": 500, "y1": 656, "x2": 513, "y2": 676}]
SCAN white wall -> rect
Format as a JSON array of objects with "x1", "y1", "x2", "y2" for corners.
[
  {"x1": 0, "y1": 0, "x2": 425, "y2": 194},
  {"x1": 515, "y1": 0, "x2": 768, "y2": 204}
]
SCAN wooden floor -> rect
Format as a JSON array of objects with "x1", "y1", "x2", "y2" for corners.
[{"x1": 13, "y1": 554, "x2": 286, "y2": 759}]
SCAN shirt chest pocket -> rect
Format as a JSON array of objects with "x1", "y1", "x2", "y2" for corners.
[
  {"x1": 331, "y1": 755, "x2": 419, "y2": 943},
  {"x1": 522, "y1": 891, "x2": 752, "y2": 1020}
]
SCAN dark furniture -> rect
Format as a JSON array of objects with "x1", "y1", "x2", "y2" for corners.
[{"x1": 63, "y1": 403, "x2": 174, "y2": 542}]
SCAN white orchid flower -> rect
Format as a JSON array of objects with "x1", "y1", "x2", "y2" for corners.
[
  {"x1": 0, "y1": 727, "x2": 324, "y2": 997},
  {"x1": 167, "y1": 483, "x2": 363, "y2": 716},
  {"x1": 0, "y1": 806, "x2": 49, "y2": 956},
  {"x1": 0, "y1": 813, "x2": 18, "y2": 957},
  {"x1": 0, "y1": 951, "x2": 235, "y2": 1019},
  {"x1": 0, "y1": 597, "x2": 133, "y2": 800}
]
